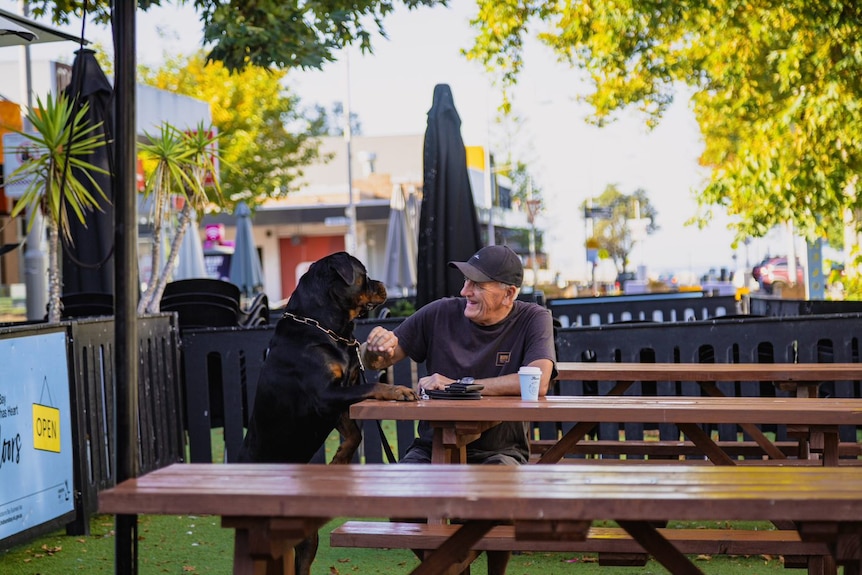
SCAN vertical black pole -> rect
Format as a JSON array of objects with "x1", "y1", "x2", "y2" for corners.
[{"x1": 112, "y1": 2, "x2": 139, "y2": 574}]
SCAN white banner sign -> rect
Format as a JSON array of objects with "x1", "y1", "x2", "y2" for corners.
[{"x1": 0, "y1": 329, "x2": 74, "y2": 542}]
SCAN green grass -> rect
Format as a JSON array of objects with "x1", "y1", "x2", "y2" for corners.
[
  {"x1": 0, "y1": 426, "x2": 834, "y2": 574},
  {"x1": 0, "y1": 515, "x2": 796, "y2": 574},
  {"x1": 0, "y1": 296, "x2": 26, "y2": 322}
]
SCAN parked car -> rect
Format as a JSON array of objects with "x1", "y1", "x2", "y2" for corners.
[
  {"x1": 751, "y1": 256, "x2": 771, "y2": 283},
  {"x1": 757, "y1": 257, "x2": 804, "y2": 293}
]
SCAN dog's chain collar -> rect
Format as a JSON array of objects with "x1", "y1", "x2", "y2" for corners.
[{"x1": 281, "y1": 311, "x2": 366, "y2": 373}]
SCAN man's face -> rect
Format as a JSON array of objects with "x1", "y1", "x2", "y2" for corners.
[{"x1": 460, "y1": 278, "x2": 514, "y2": 326}]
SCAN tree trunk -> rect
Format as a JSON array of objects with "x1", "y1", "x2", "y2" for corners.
[
  {"x1": 146, "y1": 203, "x2": 193, "y2": 314},
  {"x1": 46, "y1": 218, "x2": 62, "y2": 323}
]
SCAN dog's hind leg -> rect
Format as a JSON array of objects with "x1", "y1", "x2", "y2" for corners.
[
  {"x1": 331, "y1": 412, "x2": 362, "y2": 464},
  {"x1": 295, "y1": 532, "x2": 319, "y2": 575}
]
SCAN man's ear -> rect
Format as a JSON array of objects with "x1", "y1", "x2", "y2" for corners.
[{"x1": 505, "y1": 285, "x2": 517, "y2": 303}]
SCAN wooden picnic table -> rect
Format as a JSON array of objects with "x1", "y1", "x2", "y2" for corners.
[
  {"x1": 98, "y1": 462, "x2": 862, "y2": 575},
  {"x1": 556, "y1": 361, "x2": 862, "y2": 398},
  {"x1": 555, "y1": 361, "x2": 862, "y2": 461},
  {"x1": 350, "y1": 395, "x2": 862, "y2": 465}
]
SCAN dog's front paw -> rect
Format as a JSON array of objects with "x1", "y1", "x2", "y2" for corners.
[{"x1": 375, "y1": 384, "x2": 418, "y2": 402}]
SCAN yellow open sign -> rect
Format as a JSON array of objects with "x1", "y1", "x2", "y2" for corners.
[{"x1": 32, "y1": 403, "x2": 61, "y2": 453}]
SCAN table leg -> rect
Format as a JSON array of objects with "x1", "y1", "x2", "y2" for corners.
[
  {"x1": 534, "y1": 381, "x2": 638, "y2": 464},
  {"x1": 536, "y1": 420, "x2": 597, "y2": 464},
  {"x1": 676, "y1": 423, "x2": 736, "y2": 465},
  {"x1": 616, "y1": 520, "x2": 704, "y2": 575},
  {"x1": 410, "y1": 520, "x2": 497, "y2": 575},
  {"x1": 432, "y1": 422, "x2": 499, "y2": 465},
  {"x1": 808, "y1": 426, "x2": 840, "y2": 466},
  {"x1": 232, "y1": 527, "x2": 294, "y2": 575},
  {"x1": 797, "y1": 521, "x2": 862, "y2": 575},
  {"x1": 223, "y1": 517, "x2": 328, "y2": 575},
  {"x1": 698, "y1": 382, "x2": 787, "y2": 460},
  {"x1": 432, "y1": 428, "x2": 463, "y2": 464}
]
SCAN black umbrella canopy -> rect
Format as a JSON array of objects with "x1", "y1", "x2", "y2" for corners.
[
  {"x1": 61, "y1": 48, "x2": 115, "y2": 296},
  {"x1": 415, "y1": 84, "x2": 483, "y2": 308}
]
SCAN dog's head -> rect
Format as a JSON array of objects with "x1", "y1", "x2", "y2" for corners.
[{"x1": 295, "y1": 252, "x2": 387, "y2": 322}]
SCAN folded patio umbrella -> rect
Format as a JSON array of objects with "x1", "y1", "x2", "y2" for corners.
[{"x1": 416, "y1": 84, "x2": 483, "y2": 309}]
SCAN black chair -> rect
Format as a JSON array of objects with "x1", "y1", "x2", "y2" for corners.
[
  {"x1": 161, "y1": 279, "x2": 242, "y2": 329},
  {"x1": 160, "y1": 292, "x2": 241, "y2": 313},
  {"x1": 160, "y1": 300, "x2": 239, "y2": 329},
  {"x1": 60, "y1": 292, "x2": 114, "y2": 318},
  {"x1": 238, "y1": 292, "x2": 270, "y2": 327},
  {"x1": 163, "y1": 278, "x2": 242, "y2": 302}
]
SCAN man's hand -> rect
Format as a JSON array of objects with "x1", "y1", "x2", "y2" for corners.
[
  {"x1": 417, "y1": 373, "x2": 457, "y2": 391},
  {"x1": 362, "y1": 326, "x2": 401, "y2": 370}
]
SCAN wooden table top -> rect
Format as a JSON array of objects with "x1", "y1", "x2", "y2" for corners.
[
  {"x1": 98, "y1": 463, "x2": 862, "y2": 523},
  {"x1": 350, "y1": 395, "x2": 862, "y2": 426},
  {"x1": 556, "y1": 362, "x2": 862, "y2": 381}
]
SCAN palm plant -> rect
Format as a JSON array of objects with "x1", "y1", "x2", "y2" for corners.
[
  {"x1": 6, "y1": 92, "x2": 109, "y2": 323},
  {"x1": 137, "y1": 121, "x2": 222, "y2": 314}
]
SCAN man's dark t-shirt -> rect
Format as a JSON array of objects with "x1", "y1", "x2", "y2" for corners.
[{"x1": 394, "y1": 297, "x2": 557, "y2": 462}]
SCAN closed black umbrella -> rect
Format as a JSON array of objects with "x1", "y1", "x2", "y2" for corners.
[
  {"x1": 61, "y1": 48, "x2": 115, "y2": 296},
  {"x1": 415, "y1": 84, "x2": 483, "y2": 308}
]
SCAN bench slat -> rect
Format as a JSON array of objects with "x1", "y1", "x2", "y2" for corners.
[
  {"x1": 530, "y1": 439, "x2": 862, "y2": 458},
  {"x1": 331, "y1": 521, "x2": 830, "y2": 556}
]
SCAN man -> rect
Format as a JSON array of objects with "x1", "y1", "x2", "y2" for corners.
[{"x1": 362, "y1": 244, "x2": 556, "y2": 574}]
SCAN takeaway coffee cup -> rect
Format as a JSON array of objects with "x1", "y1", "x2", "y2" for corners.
[{"x1": 518, "y1": 366, "x2": 541, "y2": 401}]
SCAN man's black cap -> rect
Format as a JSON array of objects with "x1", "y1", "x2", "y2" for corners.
[{"x1": 449, "y1": 245, "x2": 523, "y2": 287}]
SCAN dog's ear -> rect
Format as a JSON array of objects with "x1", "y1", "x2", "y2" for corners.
[{"x1": 330, "y1": 252, "x2": 357, "y2": 285}]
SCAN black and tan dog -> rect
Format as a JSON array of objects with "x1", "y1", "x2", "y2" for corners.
[{"x1": 238, "y1": 251, "x2": 416, "y2": 573}]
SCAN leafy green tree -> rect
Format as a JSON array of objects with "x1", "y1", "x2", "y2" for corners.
[
  {"x1": 137, "y1": 122, "x2": 222, "y2": 314},
  {"x1": 29, "y1": 0, "x2": 444, "y2": 72},
  {"x1": 140, "y1": 52, "x2": 328, "y2": 212},
  {"x1": 466, "y1": 0, "x2": 862, "y2": 248},
  {"x1": 582, "y1": 185, "x2": 658, "y2": 275}
]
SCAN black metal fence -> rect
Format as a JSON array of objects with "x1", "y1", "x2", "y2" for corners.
[
  {"x1": 749, "y1": 295, "x2": 862, "y2": 317},
  {"x1": 65, "y1": 314, "x2": 184, "y2": 535},
  {"x1": 549, "y1": 292, "x2": 740, "y2": 327},
  {"x1": 177, "y1": 318, "x2": 417, "y2": 464}
]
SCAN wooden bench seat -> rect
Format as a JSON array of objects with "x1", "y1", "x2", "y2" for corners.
[
  {"x1": 529, "y1": 439, "x2": 862, "y2": 459},
  {"x1": 331, "y1": 521, "x2": 830, "y2": 569}
]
